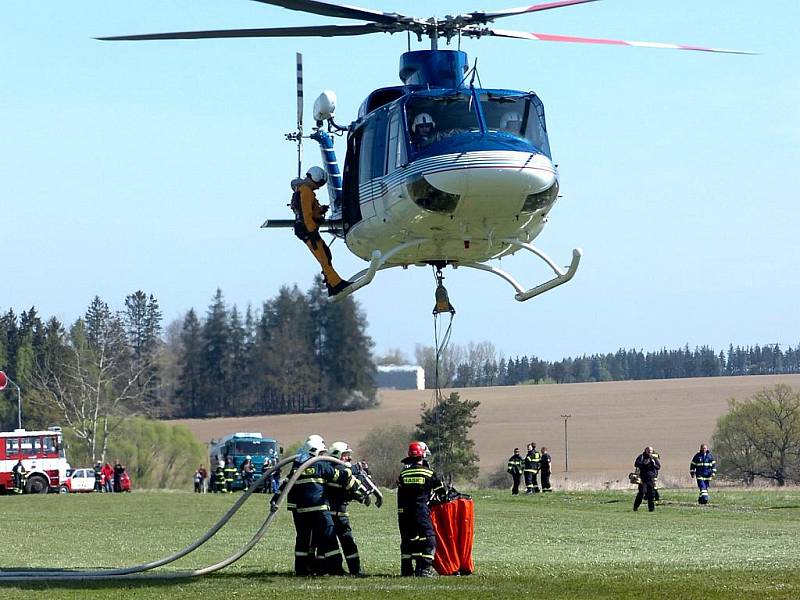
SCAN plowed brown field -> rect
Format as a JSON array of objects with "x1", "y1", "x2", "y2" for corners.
[{"x1": 170, "y1": 374, "x2": 800, "y2": 484}]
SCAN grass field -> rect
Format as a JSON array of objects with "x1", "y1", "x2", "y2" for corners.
[{"x1": 2, "y1": 488, "x2": 800, "y2": 599}]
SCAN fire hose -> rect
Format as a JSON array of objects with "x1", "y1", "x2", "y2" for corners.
[{"x1": 0, "y1": 454, "x2": 382, "y2": 582}]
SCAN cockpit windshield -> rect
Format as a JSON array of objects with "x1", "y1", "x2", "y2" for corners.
[
  {"x1": 480, "y1": 93, "x2": 551, "y2": 156},
  {"x1": 405, "y1": 93, "x2": 480, "y2": 150}
]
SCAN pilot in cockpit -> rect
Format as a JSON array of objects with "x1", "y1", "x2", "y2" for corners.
[
  {"x1": 411, "y1": 113, "x2": 437, "y2": 148},
  {"x1": 500, "y1": 111, "x2": 524, "y2": 136}
]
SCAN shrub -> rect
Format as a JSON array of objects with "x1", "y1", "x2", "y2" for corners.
[{"x1": 356, "y1": 424, "x2": 415, "y2": 488}]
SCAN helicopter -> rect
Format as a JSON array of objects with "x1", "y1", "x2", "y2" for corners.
[{"x1": 100, "y1": 0, "x2": 752, "y2": 304}]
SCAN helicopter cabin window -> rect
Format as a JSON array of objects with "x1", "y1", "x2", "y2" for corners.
[
  {"x1": 480, "y1": 93, "x2": 551, "y2": 156},
  {"x1": 405, "y1": 94, "x2": 480, "y2": 151},
  {"x1": 358, "y1": 110, "x2": 389, "y2": 183},
  {"x1": 387, "y1": 109, "x2": 407, "y2": 170}
]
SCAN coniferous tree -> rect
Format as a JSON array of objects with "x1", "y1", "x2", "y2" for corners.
[
  {"x1": 415, "y1": 392, "x2": 480, "y2": 482},
  {"x1": 176, "y1": 309, "x2": 203, "y2": 417},
  {"x1": 200, "y1": 289, "x2": 230, "y2": 416}
]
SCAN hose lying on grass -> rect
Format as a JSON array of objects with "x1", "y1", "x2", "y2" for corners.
[{"x1": 0, "y1": 453, "x2": 380, "y2": 582}]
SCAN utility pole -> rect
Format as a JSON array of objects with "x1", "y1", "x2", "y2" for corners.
[{"x1": 561, "y1": 414, "x2": 572, "y2": 472}]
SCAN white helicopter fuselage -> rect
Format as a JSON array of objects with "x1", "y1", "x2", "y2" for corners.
[{"x1": 346, "y1": 149, "x2": 557, "y2": 265}]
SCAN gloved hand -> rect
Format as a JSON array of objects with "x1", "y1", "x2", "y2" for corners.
[
  {"x1": 373, "y1": 493, "x2": 383, "y2": 509},
  {"x1": 270, "y1": 500, "x2": 279, "y2": 513}
]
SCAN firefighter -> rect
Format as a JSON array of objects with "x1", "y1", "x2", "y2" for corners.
[
  {"x1": 271, "y1": 434, "x2": 346, "y2": 576},
  {"x1": 397, "y1": 441, "x2": 446, "y2": 577},
  {"x1": 224, "y1": 457, "x2": 238, "y2": 492},
  {"x1": 11, "y1": 459, "x2": 27, "y2": 494},
  {"x1": 240, "y1": 455, "x2": 256, "y2": 490},
  {"x1": 291, "y1": 167, "x2": 351, "y2": 297},
  {"x1": 540, "y1": 446, "x2": 553, "y2": 492},
  {"x1": 649, "y1": 447, "x2": 661, "y2": 501},
  {"x1": 94, "y1": 462, "x2": 103, "y2": 492},
  {"x1": 633, "y1": 446, "x2": 660, "y2": 512},
  {"x1": 327, "y1": 441, "x2": 370, "y2": 576},
  {"x1": 213, "y1": 460, "x2": 226, "y2": 493},
  {"x1": 506, "y1": 448, "x2": 524, "y2": 495},
  {"x1": 524, "y1": 443, "x2": 541, "y2": 494},
  {"x1": 690, "y1": 443, "x2": 717, "y2": 504}
]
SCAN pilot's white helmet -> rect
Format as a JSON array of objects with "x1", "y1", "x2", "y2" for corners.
[
  {"x1": 500, "y1": 111, "x2": 523, "y2": 132},
  {"x1": 412, "y1": 113, "x2": 436, "y2": 134}
]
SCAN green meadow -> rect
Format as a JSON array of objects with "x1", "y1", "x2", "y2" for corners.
[{"x1": 1, "y1": 488, "x2": 799, "y2": 599}]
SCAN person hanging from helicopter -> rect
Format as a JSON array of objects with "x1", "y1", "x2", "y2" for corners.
[
  {"x1": 291, "y1": 167, "x2": 351, "y2": 297},
  {"x1": 411, "y1": 113, "x2": 437, "y2": 149}
]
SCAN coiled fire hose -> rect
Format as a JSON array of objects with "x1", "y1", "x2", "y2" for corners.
[{"x1": 0, "y1": 453, "x2": 381, "y2": 582}]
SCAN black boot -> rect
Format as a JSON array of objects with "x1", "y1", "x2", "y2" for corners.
[{"x1": 327, "y1": 280, "x2": 352, "y2": 297}]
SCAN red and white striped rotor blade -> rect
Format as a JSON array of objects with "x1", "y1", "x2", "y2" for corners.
[
  {"x1": 482, "y1": 27, "x2": 756, "y2": 54},
  {"x1": 466, "y1": 0, "x2": 598, "y2": 23}
]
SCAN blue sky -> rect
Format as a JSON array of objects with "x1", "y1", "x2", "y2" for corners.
[{"x1": 1, "y1": 0, "x2": 798, "y2": 361}]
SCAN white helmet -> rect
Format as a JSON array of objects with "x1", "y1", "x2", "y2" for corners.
[
  {"x1": 329, "y1": 441, "x2": 352, "y2": 459},
  {"x1": 419, "y1": 441, "x2": 431, "y2": 458},
  {"x1": 306, "y1": 166, "x2": 327, "y2": 184},
  {"x1": 303, "y1": 434, "x2": 326, "y2": 457},
  {"x1": 218, "y1": 460, "x2": 224, "y2": 468},
  {"x1": 245, "y1": 455, "x2": 252, "y2": 461},
  {"x1": 412, "y1": 113, "x2": 436, "y2": 134},
  {"x1": 500, "y1": 112, "x2": 523, "y2": 132}
]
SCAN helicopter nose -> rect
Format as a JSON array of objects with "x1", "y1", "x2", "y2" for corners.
[{"x1": 423, "y1": 151, "x2": 555, "y2": 216}]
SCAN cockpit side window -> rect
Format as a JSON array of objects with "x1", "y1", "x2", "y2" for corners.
[
  {"x1": 480, "y1": 93, "x2": 551, "y2": 157},
  {"x1": 405, "y1": 94, "x2": 480, "y2": 151}
]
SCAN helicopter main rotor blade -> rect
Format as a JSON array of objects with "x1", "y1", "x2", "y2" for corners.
[
  {"x1": 462, "y1": 0, "x2": 598, "y2": 25},
  {"x1": 475, "y1": 27, "x2": 756, "y2": 54},
  {"x1": 250, "y1": 0, "x2": 407, "y2": 25},
  {"x1": 97, "y1": 23, "x2": 384, "y2": 41}
]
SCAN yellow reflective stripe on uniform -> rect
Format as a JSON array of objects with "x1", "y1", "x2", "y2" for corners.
[
  {"x1": 401, "y1": 554, "x2": 411, "y2": 559},
  {"x1": 327, "y1": 482, "x2": 343, "y2": 488},
  {"x1": 401, "y1": 468, "x2": 433, "y2": 476},
  {"x1": 295, "y1": 478, "x2": 325, "y2": 484},
  {"x1": 295, "y1": 504, "x2": 330, "y2": 513},
  {"x1": 323, "y1": 549, "x2": 342, "y2": 558},
  {"x1": 331, "y1": 511, "x2": 349, "y2": 517},
  {"x1": 345, "y1": 553, "x2": 359, "y2": 559}
]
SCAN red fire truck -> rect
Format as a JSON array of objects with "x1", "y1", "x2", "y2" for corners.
[{"x1": 0, "y1": 426, "x2": 70, "y2": 494}]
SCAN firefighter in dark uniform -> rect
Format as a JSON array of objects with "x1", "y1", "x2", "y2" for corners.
[
  {"x1": 649, "y1": 447, "x2": 661, "y2": 501},
  {"x1": 271, "y1": 434, "x2": 347, "y2": 576},
  {"x1": 690, "y1": 443, "x2": 717, "y2": 504},
  {"x1": 524, "y1": 443, "x2": 541, "y2": 494},
  {"x1": 213, "y1": 460, "x2": 226, "y2": 493},
  {"x1": 291, "y1": 167, "x2": 351, "y2": 297},
  {"x1": 506, "y1": 448, "x2": 524, "y2": 495},
  {"x1": 633, "y1": 446, "x2": 661, "y2": 512},
  {"x1": 224, "y1": 457, "x2": 238, "y2": 493},
  {"x1": 326, "y1": 441, "x2": 370, "y2": 575},
  {"x1": 540, "y1": 446, "x2": 553, "y2": 492},
  {"x1": 12, "y1": 459, "x2": 27, "y2": 494},
  {"x1": 397, "y1": 441, "x2": 446, "y2": 577},
  {"x1": 94, "y1": 462, "x2": 103, "y2": 492}
]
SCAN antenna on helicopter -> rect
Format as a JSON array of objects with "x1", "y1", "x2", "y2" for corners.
[{"x1": 285, "y1": 52, "x2": 304, "y2": 179}]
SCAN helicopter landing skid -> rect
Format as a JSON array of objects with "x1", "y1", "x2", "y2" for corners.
[
  {"x1": 328, "y1": 240, "x2": 423, "y2": 303},
  {"x1": 460, "y1": 242, "x2": 583, "y2": 302}
]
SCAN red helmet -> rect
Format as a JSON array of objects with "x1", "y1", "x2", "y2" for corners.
[{"x1": 408, "y1": 442, "x2": 426, "y2": 458}]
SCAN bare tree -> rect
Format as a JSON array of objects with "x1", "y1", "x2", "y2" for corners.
[
  {"x1": 713, "y1": 385, "x2": 800, "y2": 485},
  {"x1": 30, "y1": 299, "x2": 154, "y2": 464}
]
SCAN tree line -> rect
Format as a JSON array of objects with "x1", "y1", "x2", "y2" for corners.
[
  {"x1": 412, "y1": 341, "x2": 800, "y2": 389},
  {"x1": 0, "y1": 279, "x2": 376, "y2": 461}
]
